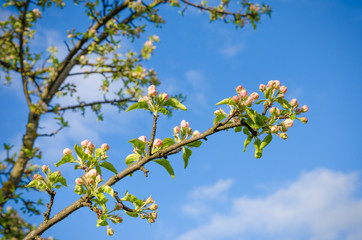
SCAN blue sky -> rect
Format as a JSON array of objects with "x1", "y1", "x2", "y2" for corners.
[{"x1": 1, "y1": 0, "x2": 362, "y2": 239}]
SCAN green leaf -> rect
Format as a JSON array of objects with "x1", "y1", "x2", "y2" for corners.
[
  {"x1": 98, "y1": 186, "x2": 114, "y2": 198},
  {"x1": 55, "y1": 154, "x2": 75, "y2": 167},
  {"x1": 158, "y1": 107, "x2": 169, "y2": 115},
  {"x1": 243, "y1": 136, "x2": 253, "y2": 152},
  {"x1": 95, "y1": 148, "x2": 103, "y2": 159},
  {"x1": 125, "y1": 153, "x2": 140, "y2": 166},
  {"x1": 182, "y1": 147, "x2": 192, "y2": 169},
  {"x1": 260, "y1": 134, "x2": 272, "y2": 150},
  {"x1": 26, "y1": 180, "x2": 38, "y2": 188},
  {"x1": 154, "y1": 159, "x2": 175, "y2": 179},
  {"x1": 264, "y1": 88, "x2": 272, "y2": 99},
  {"x1": 161, "y1": 138, "x2": 175, "y2": 149},
  {"x1": 213, "y1": 114, "x2": 227, "y2": 125},
  {"x1": 254, "y1": 138, "x2": 263, "y2": 159},
  {"x1": 245, "y1": 108, "x2": 264, "y2": 128},
  {"x1": 290, "y1": 113, "x2": 296, "y2": 120},
  {"x1": 58, "y1": 176, "x2": 67, "y2": 187},
  {"x1": 164, "y1": 98, "x2": 187, "y2": 111},
  {"x1": 125, "y1": 211, "x2": 138, "y2": 218},
  {"x1": 186, "y1": 140, "x2": 202, "y2": 148},
  {"x1": 215, "y1": 98, "x2": 232, "y2": 106},
  {"x1": 126, "y1": 101, "x2": 149, "y2": 112},
  {"x1": 276, "y1": 98, "x2": 291, "y2": 109},
  {"x1": 74, "y1": 144, "x2": 84, "y2": 159},
  {"x1": 100, "y1": 162, "x2": 117, "y2": 174},
  {"x1": 255, "y1": 99, "x2": 265, "y2": 105},
  {"x1": 97, "y1": 214, "x2": 109, "y2": 226},
  {"x1": 74, "y1": 185, "x2": 86, "y2": 195},
  {"x1": 128, "y1": 139, "x2": 146, "y2": 152},
  {"x1": 96, "y1": 165, "x2": 102, "y2": 175},
  {"x1": 234, "y1": 126, "x2": 242, "y2": 132},
  {"x1": 243, "y1": 127, "x2": 251, "y2": 136}
]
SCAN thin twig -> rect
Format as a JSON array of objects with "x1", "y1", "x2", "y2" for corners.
[
  {"x1": 43, "y1": 190, "x2": 55, "y2": 221},
  {"x1": 147, "y1": 114, "x2": 158, "y2": 156}
]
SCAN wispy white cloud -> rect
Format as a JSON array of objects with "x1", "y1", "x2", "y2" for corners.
[
  {"x1": 178, "y1": 169, "x2": 362, "y2": 240},
  {"x1": 188, "y1": 179, "x2": 234, "y2": 200},
  {"x1": 219, "y1": 42, "x2": 245, "y2": 57}
]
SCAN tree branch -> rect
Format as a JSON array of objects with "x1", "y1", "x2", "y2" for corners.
[{"x1": 43, "y1": 191, "x2": 55, "y2": 221}]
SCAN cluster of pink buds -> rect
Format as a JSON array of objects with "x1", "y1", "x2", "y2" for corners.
[
  {"x1": 33, "y1": 173, "x2": 43, "y2": 180},
  {"x1": 259, "y1": 80, "x2": 287, "y2": 99},
  {"x1": 81, "y1": 169, "x2": 102, "y2": 186},
  {"x1": 138, "y1": 196, "x2": 158, "y2": 223},
  {"x1": 233, "y1": 85, "x2": 260, "y2": 107},
  {"x1": 173, "y1": 120, "x2": 200, "y2": 141},
  {"x1": 81, "y1": 139, "x2": 95, "y2": 155}
]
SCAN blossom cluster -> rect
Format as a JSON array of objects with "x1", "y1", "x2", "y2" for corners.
[{"x1": 173, "y1": 120, "x2": 200, "y2": 142}]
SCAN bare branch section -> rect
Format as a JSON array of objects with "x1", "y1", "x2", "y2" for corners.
[
  {"x1": 24, "y1": 110, "x2": 249, "y2": 239},
  {"x1": 43, "y1": 191, "x2": 55, "y2": 221}
]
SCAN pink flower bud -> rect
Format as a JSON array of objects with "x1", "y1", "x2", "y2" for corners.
[
  {"x1": 161, "y1": 93, "x2": 169, "y2": 100},
  {"x1": 270, "y1": 125, "x2": 279, "y2": 133},
  {"x1": 86, "y1": 169, "x2": 97, "y2": 178},
  {"x1": 300, "y1": 117, "x2": 308, "y2": 124},
  {"x1": 250, "y1": 92, "x2": 259, "y2": 100},
  {"x1": 279, "y1": 133, "x2": 288, "y2": 140},
  {"x1": 301, "y1": 105, "x2": 309, "y2": 113},
  {"x1": 100, "y1": 154, "x2": 108, "y2": 160},
  {"x1": 148, "y1": 204, "x2": 158, "y2": 210},
  {"x1": 75, "y1": 178, "x2": 83, "y2": 185},
  {"x1": 115, "y1": 216, "x2": 123, "y2": 223},
  {"x1": 63, "y1": 148, "x2": 71, "y2": 155},
  {"x1": 267, "y1": 80, "x2": 275, "y2": 88},
  {"x1": 151, "y1": 212, "x2": 158, "y2": 219},
  {"x1": 101, "y1": 143, "x2": 110, "y2": 151},
  {"x1": 236, "y1": 85, "x2": 244, "y2": 93},
  {"x1": 259, "y1": 84, "x2": 266, "y2": 92},
  {"x1": 138, "y1": 136, "x2": 147, "y2": 142},
  {"x1": 173, "y1": 126, "x2": 180, "y2": 135},
  {"x1": 279, "y1": 85, "x2": 287, "y2": 94},
  {"x1": 274, "y1": 80, "x2": 281, "y2": 88},
  {"x1": 87, "y1": 141, "x2": 94, "y2": 149},
  {"x1": 145, "y1": 196, "x2": 154, "y2": 205},
  {"x1": 193, "y1": 130, "x2": 201, "y2": 137},
  {"x1": 41, "y1": 165, "x2": 48, "y2": 172},
  {"x1": 153, "y1": 138, "x2": 162, "y2": 148},
  {"x1": 232, "y1": 95, "x2": 240, "y2": 103},
  {"x1": 56, "y1": 170, "x2": 61, "y2": 176},
  {"x1": 180, "y1": 120, "x2": 189, "y2": 128},
  {"x1": 148, "y1": 218, "x2": 155, "y2": 223},
  {"x1": 290, "y1": 98, "x2": 298, "y2": 107},
  {"x1": 283, "y1": 119, "x2": 294, "y2": 128},
  {"x1": 84, "y1": 148, "x2": 90, "y2": 154},
  {"x1": 34, "y1": 174, "x2": 43, "y2": 180},
  {"x1": 239, "y1": 89, "x2": 248, "y2": 99},
  {"x1": 86, "y1": 178, "x2": 94, "y2": 185},
  {"x1": 81, "y1": 139, "x2": 89, "y2": 147},
  {"x1": 214, "y1": 109, "x2": 225, "y2": 115},
  {"x1": 96, "y1": 174, "x2": 102, "y2": 182},
  {"x1": 148, "y1": 85, "x2": 157, "y2": 97}
]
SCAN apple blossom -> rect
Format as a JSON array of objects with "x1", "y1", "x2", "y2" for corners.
[
  {"x1": 63, "y1": 148, "x2": 71, "y2": 155},
  {"x1": 279, "y1": 85, "x2": 287, "y2": 94},
  {"x1": 250, "y1": 92, "x2": 259, "y2": 100},
  {"x1": 101, "y1": 143, "x2": 110, "y2": 151},
  {"x1": 259, "y1": 84, "x2": 266, "y2": 92},
  {"x1": 148, "y1": 204, "x2": 158, "y2": 210},
  {"x1": 267, "y1": 80, "x2": 275, "y2": 88},
  {"x1": 274, "y1": 80, "x2": 280, "y2": 88},
  {"x1": 270, "y1": 125, "x2": 279, "y2": 133},
  {"x1": 75, "y1": 178, "x2": 83, "y2": 185},
  {"x1": 161, "y1": 93, "x2": 169, "y2": 100},
  {"x1": 81, "y1": 139, "x2": 89, "y2": 147},
  {"x1": 180, "y1": 120, "x2": 189, "y2": 128},
  {"x1": 300, "y1": 117, "x2": 308, "y2": 124},
  {"x1": 239, "y1": 89, "x2": 248, "y2": 99},
  {"x1": 236, "y1": 85, "x2": 243, "y2": 93},
  {"x1": 86, "y1": 169, "x2": 98, "y2": 178},
  {"x1": 34, "y1": 174, "x2": 43, "y2": 180},
  {"x1": 193, "y1": 130, "x2": 201, "y2": 137},
  {"x1": 41, "y1": 165, "x2": 48, "y2": 172},
  {"x1": 87, "y1": 141, "x2": 95, "y2": 149},
  {"x1": 290, "y1": 98, "x2": 298, "y2": 107},
  {"x1": 301, "y1": 105, "x2": 309, "y2": 113},
  {"x1": 232, "y1": 95, "x2": 240, "y2": 103},
  {"x1": 138, "y1": 136, "x2": 147, "y2": 142},
  {"x1": 283, "y1": 119, "x2": 294, "y2": 128},
  {"x1": 148, "y1": 85, "x2": 157, "y2": 97},
  {"x1": 279, "y1": 133, "x2": 288, "y2": 140},
  {"x1": 153, "y1": 138, "x2": 162, "y2": 148},
  {"x1": 107, "y1": 226, "x2": 114, "y2": 236},
  {"x1": 173, "y1": 126, "x2": 180, "y2": 134}
]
